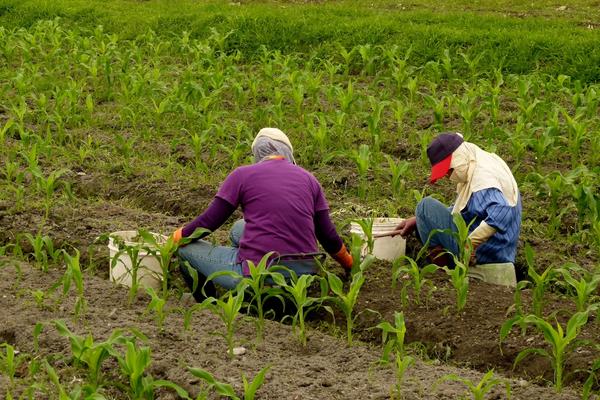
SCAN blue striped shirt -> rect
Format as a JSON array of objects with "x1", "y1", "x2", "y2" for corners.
[{"x1": 459, "y1": 188, "x2": 522, "y2": 264}]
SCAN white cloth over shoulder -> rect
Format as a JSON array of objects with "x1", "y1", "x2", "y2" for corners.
[{"x1": 449, "y1": 141, "x2": 519, "y2": 214}]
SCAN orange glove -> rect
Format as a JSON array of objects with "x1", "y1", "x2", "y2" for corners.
[
  {"x1": 332, "y1": 244, "x2": 353, "y2": 270},
  {"x1": 172, "y1": 227, "x2": 183, "y2": 243}
]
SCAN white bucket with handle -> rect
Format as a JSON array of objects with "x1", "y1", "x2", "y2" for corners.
[
  {"x1": 350, "y1": 218, "x2": 406, "y2": 261},
  {"x1": 107, "y1": 230, "x2": 167, "y2": 290}
]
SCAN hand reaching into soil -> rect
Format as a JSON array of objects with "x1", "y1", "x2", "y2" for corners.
[{"x1": 391, "y1": 216, "x2": 417, "y2": 238}]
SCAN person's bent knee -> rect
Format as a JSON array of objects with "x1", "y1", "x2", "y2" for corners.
[
  {"x1": 416, "y1": 196, "x2": 440, "y2": 220},
  {"x1": 177, "y1": 246, "x2": 190, "y2": 260}
]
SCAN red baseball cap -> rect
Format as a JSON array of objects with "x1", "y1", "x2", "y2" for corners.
[{"x1": 427, "y1": 133, "x2": 464, "y2": 183}]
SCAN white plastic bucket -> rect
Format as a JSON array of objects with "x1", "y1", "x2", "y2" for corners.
[
  {"x1": 107, "y1": 231, "x2": 167, "y2": 290},
  {"x1": 350, "y1": 218, "x2": 406, "y2": 262}
]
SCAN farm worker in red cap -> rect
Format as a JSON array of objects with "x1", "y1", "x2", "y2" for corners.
[
  {"x1": 394, "y1": 132, "x2": 521, "y2": 285},
  {"x1": 172, "y1": 127, "x2": 353, "y2": 300}
]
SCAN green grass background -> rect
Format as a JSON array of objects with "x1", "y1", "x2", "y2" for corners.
[{"x1": 1, "y1": 0, "x2": 600, "y2": 81}]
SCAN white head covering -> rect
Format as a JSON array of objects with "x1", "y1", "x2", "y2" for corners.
[
  {"x1": 449, "y1": 141, "x2": 519, "y2": 214},
  {"x1": 251, "y1": 128, "x2": 296, "y2": 164}
]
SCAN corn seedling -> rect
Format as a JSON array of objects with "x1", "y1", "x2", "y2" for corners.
[
  {"x1": 22, "y1": 232, "x2": 50, "y2": 272},
  {"x1": 500, "y1": 309, "x2": 593, "y2": 392},
  {"x1": 238, "y1": 253, "x2": 285, "y2": 342},
  {"x1": 386, "y1": 156, "x2": 410, "y2": 200},
  {"x1": 200, "y1": 286, "x2": 247, "y2": 358},
  {"x1": 33, "y1": 322, "x2": 44, "y2": 354},
  {"x1": 392, "y1": 256, "x2": 438, "y2": 306},
  {"x1": 109, "y1": 238, "x2": 145, "y2": 305},
  {"x1": 556, "y1": 263, "x2": 600, "y2": 312},
  {"x1": 350, "y1": 144, "x2": 371, "y2": 199},
  {"x1": 439, "y1": 369, "x2": 510, "y2": 400},
  {"x1": 44, "y1": 359, "x2": 103, "y2": 400},
  {"x1": 272, "y1": 271, "x2": 324, "y2": 347},
  {"x1": 138, "y1": 229, "x2": 178, "y2": 299},
  {"x1": 144, "y1": 287, "x2": 167, "y2": 330},
  {"x1": 582, "y1": 357, "x2": 600, "y2": 400},
  {"x1": 392, "y1": 350, "x2": 414, "y2": 400},
  {"x1": 116, "y1": 341, "x2": 189, "y2": 400},
  {"x1": 53, "y1": 320, "x2": 143, "y2": 390},
  {"x1": 353, "y1": 217, "x2": 375, "y2": 254},
  {"x1": 188, "y1": 365, "x2": 271, "y2": 400},
  {"x1": 439, "y1": 214, "x2": 474, "y2": 312},
  {"x1": 61, "y1": 249, "x2": 87, "y2": 318},
  {"x1": 30, "y1": 289, "x2": 48, "y2": 310},
  {"x1": 324, "y1": 254, "x2": 374, "y2": 346},
  {"x1": 374, "y1": 311, "x2": 408, "y2": 364},
  {"x1": 0, "y1": 343, "x2": 28, "y2": 388},
  {"x1": 444, "y1": 261, "x2": 469, "y2": 313},
  {"x1": 177, "y1": 302, "x2": 205, "y2": 331},
  {"x1": 519, "y1": 244, "x2": 558, "y2": 317}
]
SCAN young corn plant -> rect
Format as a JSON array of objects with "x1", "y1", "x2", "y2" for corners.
[
  {"x1": 177, "y1": 302, "x2": 205, "y2": 332},
  {"x1": 350, "y1": 144, "x2": 371, "y2": 200},
  {"x1": 439, "y1": 370, "x2": 511, "y2": 400},
  {"x1": 0, "y1": 343, "x2": 29, "y2": 389},
  {"x1": 240, "y1": 254, "x2": 285, "y2": 342},
  {"x1": 374, "y1": 312, "x2": 414, "y2": 399},
  {"x1": 391, "y1": 255, "x2": 438, "y2": 306},
  {"x1": 324, "y1": 253, "x2": 375, "y2": 346},
  {"x1": 353, "y1": 217, "x2": 375, "y2": 255},
  {"x1": 60, "y1": 249, "x2": 87, "y2": 318},
  {"x1": 109, "y1": 237, "x2": 145, "y2": 305},
  {"x1": 116, "y1": 341, "x2": 189, "y2": 400},
  {"x1": 144, "y1": 287, "x2": 168, "y2": 331},
  {"x1": 441, "y1": 214, "x2": 473, "y2": 313},
  {"x1": 272, "y1": 271, "x2": 324, "y2": 347},
  {"x1": 203, "y1": 253, "x2": 284, "y2": 342},
  {"x1": 556, "y1": 263, "x2": 600, "y2": 312},
  {"x1": 44, "y1": 359, "x2": 105, "y2": 400},
  {"x1": 518, "y1": 244, "x2": 558, "y2": 317},
  {"x1": 138, "y1": 229, "x2": 178, "y2": 299},
  {"x1": 188, "y1": 365, "x2": 271, "y2": 400},
  {"x1": 201, "y1": 286, "x2": 247, "y2": 358},
  {"x1": 23, "y1": 232, "x2": 50, "y2": 272},
  {"x1": 500, "y1": 309, "x2": 593, "y2": 392},
  {"x1": 53, "y1": 320, "x2": 137, "y2": 391},
  {"x1": 391, "y1": 349, "x2": 414, "y2": 400},
  {"x1": 386, "y1": 156, "x2": 410, "y2": 200},
  {"x1": 374, "y1": 311, "x2": 408, "y2": 364},
  {"x1": 582, "y1": 358, "x2": 600, "y2": 400}
]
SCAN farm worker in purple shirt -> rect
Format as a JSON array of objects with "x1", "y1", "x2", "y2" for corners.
[
  {"x1": 394, "y1": 132, "x2": 521, "y2": 286},
  {"x1": 172, "y1": 128, "x2": 353, "y2": 299}
]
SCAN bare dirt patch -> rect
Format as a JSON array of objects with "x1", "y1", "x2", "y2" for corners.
[{"x1": 0, "y1": 260, "x2": 582, "y2": 399}]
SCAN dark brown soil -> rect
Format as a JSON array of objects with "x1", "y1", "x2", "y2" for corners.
[
  {"x1": 1, "y1": 171, "x2": 597, "y2": 398},
  {"x1": 0, "y1": 260, "x2": 582, "y2": 399},
  {"x1": 349, "y1": 260, "x2": 600, "y2": 387}
]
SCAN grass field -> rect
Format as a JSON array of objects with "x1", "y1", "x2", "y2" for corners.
[{"x1": 0, "y1": 1, "x2": 599, "y2": 398}]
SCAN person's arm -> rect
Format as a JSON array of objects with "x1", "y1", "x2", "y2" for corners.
[
  {"x1": 310, "y1": 176, "x2": 353, "y2": 270},
  {"x1": 468, "y1": 188, "x2": 514, "y2": 247},
  {"x1": 173, "y1": 197, "x2": 236, "y2": 242},
  {"x1": 174, "y1": 168, "x2": 245, "y2": 243},
  {"x1": 314, "y1": 209, "x2": 352, "y2": 270}
]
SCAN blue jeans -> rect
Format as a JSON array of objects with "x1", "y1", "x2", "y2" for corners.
[
  {"x1": 415, "y1": 197, "x2": 459, "y2": 257},
  {"x1": 178, "y1": 220, "x2": 320, "y2": 292},
  {"x1": 178, "y1": 220, "x2": 245, "y2": 291}
]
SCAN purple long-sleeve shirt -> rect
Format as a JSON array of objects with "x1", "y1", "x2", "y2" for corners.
[{"x1": 181, "y1": 159, "x2": 343, "y2": 272}]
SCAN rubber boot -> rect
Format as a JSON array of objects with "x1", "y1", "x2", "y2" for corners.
[{"x1": 427, "y1": 245, "x2": 453, "y2": 268}]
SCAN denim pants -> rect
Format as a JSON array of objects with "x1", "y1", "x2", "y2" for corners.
[
  {"x1": 415, "y1": 196, "x2": 459, "y2": 257},
  {"x1": 178, "y1": 220, "x2": 319, "y2": 293}
]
